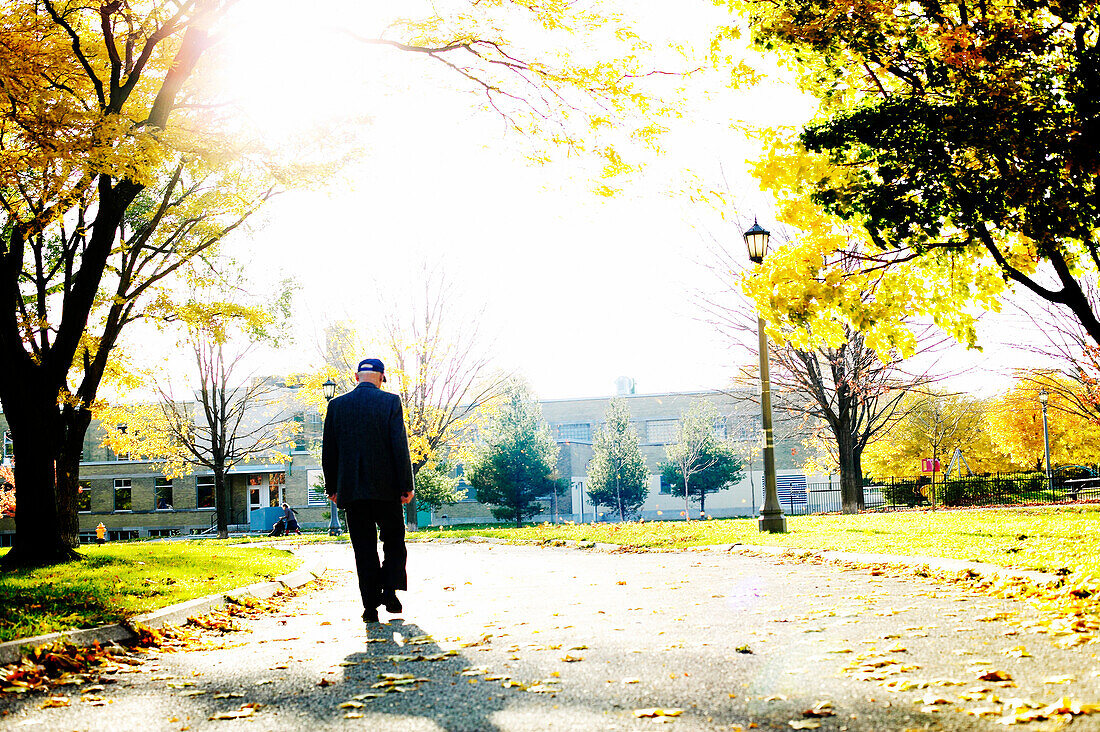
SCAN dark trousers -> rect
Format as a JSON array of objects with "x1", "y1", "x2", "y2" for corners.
[{"x1": 344, "y1": 500, "x2": 407, "y2": 610}]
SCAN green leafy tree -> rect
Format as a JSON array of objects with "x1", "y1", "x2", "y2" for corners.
[
  {"x1": 414, "y1": 460, "x2": 467, "y2": 515},
  {"x1": 722, "y1": 0, "x2": 1100, "y2": 355},
  {"x1": 586, "y1": 399, "x2": 649, "y2": 521},
  {"x1": 467, "y1": 382, "x2": 560, "y2": 526},
  {"x1": 660, "y1": 441, "x2": 743, "y2": 517},
  {"x1": 659, "y1": 401, "x2": 743, "y2": 517}
]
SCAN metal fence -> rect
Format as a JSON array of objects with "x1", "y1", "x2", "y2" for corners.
[{"x1": 769, "y1": 467, "x2": 1100, "y2": 515}]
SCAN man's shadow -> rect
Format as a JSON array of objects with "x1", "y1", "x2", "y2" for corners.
[{"x1": 337, "y1": 618, "x2": 506, "y2": 732}]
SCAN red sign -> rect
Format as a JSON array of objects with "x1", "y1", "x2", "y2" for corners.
[{"x1": 921, "y1": 458, "x2": 941, "y2": 473}]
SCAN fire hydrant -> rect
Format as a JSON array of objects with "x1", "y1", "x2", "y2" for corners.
[{"x1": 95, "y1": 522, "x2": 106, "y2": 544}]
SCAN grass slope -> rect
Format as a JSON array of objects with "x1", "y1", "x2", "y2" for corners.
[
  {"x1": 414, "y1": 506, "x2": 1100, "y2": 577},
  {"x1": 0, "y1": 542, "x2": 299, "y2": 643}
]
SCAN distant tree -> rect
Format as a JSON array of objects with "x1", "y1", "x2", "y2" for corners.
[
  {"x1": 300, "y1": 269, "x2": 510, "y2": 527},
  {"x1": 659, "y1": 402, "x2": 743, "y2": 517},
  {"x1": 987, "y1": 376, "x2": 1100, "y2": 469},
  {"x1": 467, "y1": 383, "x2": 560, "y2": 526},
  {"x1": 862, "y1": 392, "x2": 1015, "y2": 505},
  {"x1": 660, "y1": 440, "x2": 743, "y2": 517},
  {"x1": 414, "y1": 460, "x2": 467, "y2": 515},
  {"x1": 586, "y1": 399, "x2": 649, "y2": 521},
  {"x1": 702, "y1": 233, "x2": 946, "y2": 513},
  {"x1": 100, "y1": 296, "x2": 299, "y2": 538}
]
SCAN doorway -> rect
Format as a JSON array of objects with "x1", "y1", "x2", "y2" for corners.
[{"x1": 247, "y1": 472, "x2": 286, "y2": 517}]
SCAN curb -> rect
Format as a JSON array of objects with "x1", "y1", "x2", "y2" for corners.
[
  {"x1": 0, "y1": 549, "x2": 326, "y2": 666},
  {"x1": 437, "y1": 535, "x2": 1063, "y2": 588},
  {"x1": 719, "y1": 544, "x2": 1063, "y2": 587}
]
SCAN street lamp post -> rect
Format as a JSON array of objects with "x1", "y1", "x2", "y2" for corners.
[
  {"x1": 1040, "y1": 390, "x2": 1053, "y2": 495},
  {"x1": 323, "y1": 379, "x2": 341, "y2": 535},
  {"x1": 744, "y1": 220, "x2": 787, "y2": 533}
]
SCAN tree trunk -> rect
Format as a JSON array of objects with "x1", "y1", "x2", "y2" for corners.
[
  {"x1": 838, "y1": 428, "x2": 865, "y2": 514},
  {"x1": 214, "y1": 466, "x2": 229, "y2": 539},
  {"x1": 56, "y1": 405, "x2": 93, "y2": 548},
  {"x1": 615, "y1": 474, "x2": 624, "y2": 522},
  {"x1": 700, "y1": 490, "x2": 706, "y2": 516},
  {"x1": 0, "y1": 389, "x2": 80, "y2": 569},
  {"x1": 683, "y1": 475, "x2": 691, "y2": 520}
]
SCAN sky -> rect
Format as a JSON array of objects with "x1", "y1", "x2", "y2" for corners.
[{"x1": 168, "y1": 0, "x2": 1038, "y2": 401}]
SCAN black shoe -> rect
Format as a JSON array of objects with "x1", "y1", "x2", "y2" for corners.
[
  {"x1": 381, "y1": 591, "x2": 402, "y2": 614},
  {"x1": 363, "y1": 607, "x2": 379, "y2": 623}
]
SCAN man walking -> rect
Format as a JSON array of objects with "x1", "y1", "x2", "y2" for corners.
[{"x1": 322, "y1": 358, "x2": 415, "y2": 623}]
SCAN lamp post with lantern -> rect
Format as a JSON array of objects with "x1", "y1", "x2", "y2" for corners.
[
  {"x1": 1040, "y1": 389, "x2": 1053, "y2": 495},
  {"x1": 322, "y1": 379, "x2": 341, "y2": 535},
  {"x1": 744, "y1": 220, "x2": 787, "y2": 533}
]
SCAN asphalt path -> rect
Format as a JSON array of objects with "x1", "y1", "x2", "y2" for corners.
[{"x1": 4, "y1": 541, "x2": 1100, "y2": 731}]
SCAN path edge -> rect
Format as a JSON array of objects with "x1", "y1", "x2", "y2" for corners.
[
  {"x1": 0, "y1": 548, "x2": 326, "y2": 666},
  {"x1": 432, "y1": 534, "x2": 1063, "y2": 587}
]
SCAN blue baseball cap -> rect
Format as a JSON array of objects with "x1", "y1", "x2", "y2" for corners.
[{"x1": 357, "y1": 358, "x2": 386, "y2": 382}]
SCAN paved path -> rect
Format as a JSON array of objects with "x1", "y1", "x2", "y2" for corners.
[{"x1": 4, "y1": 542, "x2": 1100, "y2": 731}]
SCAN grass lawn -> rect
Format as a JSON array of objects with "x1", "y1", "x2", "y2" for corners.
[
  {"x1": 413, "y1": 506, "x2": 1100, "y2": 579},
  {"x1": 0, "y1": 542, "x2": 300, "y2": 644}
]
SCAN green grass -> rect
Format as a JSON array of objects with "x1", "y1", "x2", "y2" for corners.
[
  {"x1": 0, "y1": 542, "x2": 300, "y2": 643},
  {"x1": 413, "y1": 506, "x2": 1100, "y2": 578}
]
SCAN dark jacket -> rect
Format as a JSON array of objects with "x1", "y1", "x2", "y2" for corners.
[{"x1": 322, "y1": 382, "x2": 415, "y2": 507}]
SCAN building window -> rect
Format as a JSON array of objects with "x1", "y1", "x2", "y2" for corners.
[
  {"x1": 556, "y1": 423, "x2": 592, "y2": 441},
  {"x1": 114, "y1": 478, "x2": 132, "y2": 511},
  {"x1": 77, "y1": 480, "x2": 91, "y2": 512},
  {"x1": 659, "y1": 476, "x2": 673, "y2": 495},
  {"x1": 197, "y1": 476, "x2": 215, "y2": 509},
  {"x1": 2, "y1": 430, "x2": 12, "y2": 464},
  {"x1": 306, "y1": 469, "x2": 327, "y2": 506},
  {"x1": 155, "y1": 477, "x2": 173, "y2": 510},
  {"x1": 646, "y1": 419, "x2": 678, "y2": 444},
  {"x1": 713, "y1": 418, "x2": 727, "y2": 440},
  {"x1": 269, "y1": 472, "x2": 285, "y2": 507},
  {"x1": 293, "y1": 412, "x2": 307, "y2": 452},
  {"x1": 731, "y1": 415, "x2": 762, "y2": 441}
]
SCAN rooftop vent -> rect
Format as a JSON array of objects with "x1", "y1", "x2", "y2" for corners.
[{"x1": 613, "y1": 376, "x2": 636, "y2": 396}]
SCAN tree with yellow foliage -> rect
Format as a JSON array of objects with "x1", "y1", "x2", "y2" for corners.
[
  {"x1": 100, "y1": 285, "x2": 299, "y2": 539},
  {"x1": 987, "y1": 375, "x2": 1100, "y2": 470},
  {"x1": 0, "y1": 1, "x2": 688, "y2": 566},
  {"x1": 295, "y1": 272, "x2": 509, "y2": 527},
  {"x1": 862, "y1": 391, "x2": 1018, "y2": 504},
  {"x1": 718, "y1": 0, "x2": 1100, "y2": 367}
]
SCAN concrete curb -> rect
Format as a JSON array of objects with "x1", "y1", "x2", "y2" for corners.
[
  {"x1": 718, "y1": 543, "x2": 1063, "y2": 587},
  {"x1": 0, "y1": 549, "x2": 326, "y2": 666},
  {"x1": 439, "y1": 535, "x2": 1063, "y2": 588}
]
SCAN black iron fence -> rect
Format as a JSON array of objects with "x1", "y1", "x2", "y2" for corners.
[{"x1": 768, "y1": 467, "x2": 1100, "y2": 515}]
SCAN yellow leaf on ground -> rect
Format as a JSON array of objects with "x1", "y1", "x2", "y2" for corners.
[{"x1": 633, "y1": 708, "x2": 684, "y2": 718}]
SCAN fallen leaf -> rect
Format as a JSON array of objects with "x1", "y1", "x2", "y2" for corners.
[
  {"x1": 977, "y1": 670, "x2": 1013, "y2": 682},
  {"x1": 1041, "y1": 675, "x2": 1076, "y2": 684},
  {"x1": 788, "y1": 721, "x2": 821, "y2": 730},
  {"x1": 633, "y1": 708, "x2": 684, "y2": 718},
  {"x1": 209, "y1": 704, "x2": 259, "y2": 720}
]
